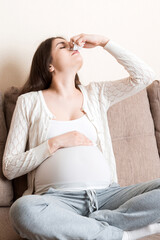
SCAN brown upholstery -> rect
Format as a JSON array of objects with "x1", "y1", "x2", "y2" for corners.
[
  {"x1": 0, "y1": 92, "x2": 13, "y2": 206},
  {"x1": 0, "y1": 207, "x2": 22, "y2": 240},
  {"x1": 107, "y1": 88, "x2": 160, "y2": 187},
  {"x1": 4, "y1": 87, "x2": 27, "y2": 202},
  {"x1": 147, "y1": 80, "x2": 160, "y2": 156}
]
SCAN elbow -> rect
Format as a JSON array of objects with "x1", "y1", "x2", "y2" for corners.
[
  {"x1": 3, "y1": 172, "x2": 15, "y2": 180},
  {"x1": 3, "y1": 170, "x2": 15, "y2": 180},
  {"x1": 145, "y1": 68, "x2": 157, "y2": 85},
  {"x1": 134, "y1": 70, "x2": 157, "y2": 86},
  {"x1": 2, "y1": 164, "x2": 15, "y2": 180}
]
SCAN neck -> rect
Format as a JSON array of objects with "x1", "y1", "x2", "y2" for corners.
[{"x1": 49, "y1": 72, "x2": 80, "y2": 98}]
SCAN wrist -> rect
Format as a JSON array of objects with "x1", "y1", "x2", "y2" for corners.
[
  {"x1": 47, "y1": 137, "x2": 60, "y2": 154},
  {"x1": 99, "y1": 37, "x2": 110, "y2": 48}
]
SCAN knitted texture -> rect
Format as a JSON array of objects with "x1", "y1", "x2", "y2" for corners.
[{"x1": 2, "y1": 40, "x2": 156, "y2": 196}]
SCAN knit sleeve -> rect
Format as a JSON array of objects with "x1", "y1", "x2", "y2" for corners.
[
  {"x1": 2, "y1": 95, "x2": 51, "y2": 180},
  {"x1": 92, "y1": 40, "x2": 157, "y2": 108}
]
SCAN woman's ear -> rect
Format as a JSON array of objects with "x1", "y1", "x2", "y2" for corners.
[{"x1": 48, "y1": 64, "x2": 54, "y2": 73}]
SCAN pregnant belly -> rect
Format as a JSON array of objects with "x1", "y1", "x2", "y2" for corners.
[{"x1": 34, "y1": 146, "x2": 111, "y2": 190}]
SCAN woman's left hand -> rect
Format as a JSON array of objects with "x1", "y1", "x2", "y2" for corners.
[{"x1": 69, "y1": 33, "x2": 110, "y2": 49}]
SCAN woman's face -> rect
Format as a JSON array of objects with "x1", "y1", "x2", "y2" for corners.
[{"x1": 50, "y1": 38, "x2": 83, "y2": 73}]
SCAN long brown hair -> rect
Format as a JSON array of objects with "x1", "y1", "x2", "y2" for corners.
[{"x1": 18, "y1": 36, "x2": 81, "y2": 96}]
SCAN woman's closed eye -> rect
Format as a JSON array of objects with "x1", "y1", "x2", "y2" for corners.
[{"x1": 59, "y1": 43, "x2": 71, "y2": 50}]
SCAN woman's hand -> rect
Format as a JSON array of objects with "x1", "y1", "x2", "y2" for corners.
[
  {"x1": 69, "y1": 33, "x2": 110, "y2": 49},
  {"x1": 48, "y1": 131, "x2": 94, "y2": 154}
]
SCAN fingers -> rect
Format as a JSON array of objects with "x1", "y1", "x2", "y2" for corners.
[
  {"x1": 70, "y1": 33, "x2": 86, "y2": 47},
  {"x1": 70, "y1": 34, "x2": 82, "y2": 42}
]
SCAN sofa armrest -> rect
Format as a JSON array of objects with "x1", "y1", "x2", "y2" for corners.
[{"x1": 0, "y1": 92, "x2": 13, "y2": 206}]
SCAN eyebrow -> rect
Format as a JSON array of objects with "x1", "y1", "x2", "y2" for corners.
[{"x1": 56, "y1": 41, "x2": 67, "y2": 48}]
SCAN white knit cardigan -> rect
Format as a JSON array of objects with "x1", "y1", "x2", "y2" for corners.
[{"x1": 2, "y1": 40, "x2": 156, "y2": 196}]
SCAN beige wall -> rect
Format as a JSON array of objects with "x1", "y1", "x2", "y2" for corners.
[{"x1": 0, "y1": 0, "x2": 160, "y2": 94}]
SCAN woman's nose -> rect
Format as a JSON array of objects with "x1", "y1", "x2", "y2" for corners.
[{"x1": 68, "y1": 41, "x2": 74, "y2": 50}]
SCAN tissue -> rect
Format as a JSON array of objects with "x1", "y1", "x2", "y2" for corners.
[{"x1": 72, "y1": 42, "x2": 85, "y2": 51}]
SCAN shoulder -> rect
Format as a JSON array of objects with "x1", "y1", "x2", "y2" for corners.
[
  {"x1": 79, "y1": 82, "x2": 103, "y2": 96},
  {"x1": 79, "y1": 82, "x2": 96, "y2": 92},
  {"x1": 16, "y1": 91, "x2": 39, "y2": 111},
  {"x1": 18, "y1": 91, "x2": 38, "y2": 99},
  {"x1": 18, "y1": 91, "x2": 39, "y2": 103}
]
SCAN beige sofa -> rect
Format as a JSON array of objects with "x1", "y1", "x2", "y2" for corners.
[{"x1": 1, "y1": 80, "x2": 160, "y2": 240}]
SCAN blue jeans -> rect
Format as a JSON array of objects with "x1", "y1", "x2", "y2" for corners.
[{"x1": 9, "y1": 178, "x2": 160, "y2": 240}]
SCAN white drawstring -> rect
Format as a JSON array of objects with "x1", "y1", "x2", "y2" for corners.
[{"x1": 86, "y1": 189, "x2": 98, "y2": 213}]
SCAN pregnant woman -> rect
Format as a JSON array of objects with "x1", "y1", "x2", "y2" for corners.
[{"x1": 3, "y1": 33, "x2": 160, "y2": 240}]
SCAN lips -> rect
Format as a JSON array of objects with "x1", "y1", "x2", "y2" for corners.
[{"x1": 71, "y1": 50, "x2": 79, "y2": 56}]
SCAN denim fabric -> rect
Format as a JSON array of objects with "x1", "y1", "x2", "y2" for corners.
[{"x1": 9, "y1": 178, "x2": 160, "y2": 240}]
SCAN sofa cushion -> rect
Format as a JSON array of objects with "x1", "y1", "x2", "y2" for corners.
[
  {"x1": 147, "y1": 80, "x2": 160, "y2": 157},
  {"x1": 0, "y1": 207, "x2": 23, "y2": 240},
  {"x1": 107, "y1": 85, "x2": 160, "y2": 187},
  {"x1": 0, "y1": 92, "x2": 13, "y2": 206},
  {"x1": 4, "y1": 87, "x2": 27, "y2": 201}
]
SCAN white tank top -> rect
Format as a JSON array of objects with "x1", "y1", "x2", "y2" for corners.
[{"x1": 34, "y1": 114, "x2": 112, "y2": 194}]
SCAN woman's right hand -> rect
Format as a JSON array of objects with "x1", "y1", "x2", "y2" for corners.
[
  {"x1": 69, "y1": 33, "x2": 110, "y2": 49},
  {"x1": 48, "y1": 131, "x2": 94, "y2": 154}
]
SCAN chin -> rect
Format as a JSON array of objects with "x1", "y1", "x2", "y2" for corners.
[
  {"x1": 77, "y1": 59, "x2": 83, "y2": 70},
  {"x1": 77, "y1": 64, "x2": 83, "y2": 72},
  {"x1": 71, "y1": 57, "x2": 83, "y2": 71}
]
